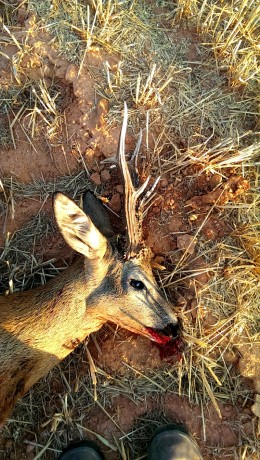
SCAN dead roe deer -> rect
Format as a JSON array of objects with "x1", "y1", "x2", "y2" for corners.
[{"x1": 0, "y1": 105, "x2": 179, "y2": 426}]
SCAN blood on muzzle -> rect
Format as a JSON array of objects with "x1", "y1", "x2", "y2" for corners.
[{"x1": 159, "y1": 323, "x2": 180, "y2": 339}]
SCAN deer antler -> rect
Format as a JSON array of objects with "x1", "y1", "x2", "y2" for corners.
[{"x1": 119, "y1": 103, "x2": 159, "y2": 259}]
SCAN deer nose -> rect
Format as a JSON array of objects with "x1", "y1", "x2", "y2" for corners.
[{"x1": 159, "y1": 322, "x2": 179, "y2": 339}]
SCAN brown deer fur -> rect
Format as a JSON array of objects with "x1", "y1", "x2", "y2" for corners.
[{"x1": 0, "y1": 193, "x2": 178, "y2": 426}]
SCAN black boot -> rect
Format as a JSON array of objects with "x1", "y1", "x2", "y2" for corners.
[
  {"x1": 59, "y1": 440, "x2": 104, "y2": 460},
  {"x1": 147, "y1": 424, "x2": 203, "y2": 460}
]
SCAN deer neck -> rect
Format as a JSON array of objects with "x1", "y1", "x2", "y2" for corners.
[
  {"x1": 0, "y1": 256, "x2": 110, "y2": 425},
  {"x1": 1, "y1": 257, "x2": 109, "y2": 359}
]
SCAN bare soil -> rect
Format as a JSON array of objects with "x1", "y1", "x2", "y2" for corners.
[{"x1": 0, "y1": 5, "x2": 259, "y2": 460}]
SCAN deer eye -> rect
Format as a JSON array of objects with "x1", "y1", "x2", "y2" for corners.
[{"x1": 130, "y1": 279, "x2": 145, "y2": 290}]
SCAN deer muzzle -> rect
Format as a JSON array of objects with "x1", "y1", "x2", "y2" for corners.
[{"x1": 146, "y1": 322, "x2": 180, "y2": 344}]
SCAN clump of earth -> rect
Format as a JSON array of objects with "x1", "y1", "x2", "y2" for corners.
[{"x1": 0, "y1": 8, "x2": 258, "y2": 460}]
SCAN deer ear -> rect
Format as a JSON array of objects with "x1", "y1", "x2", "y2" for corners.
[{"x1": 54, "y1": 193, "x2": 108, "y2": 260}]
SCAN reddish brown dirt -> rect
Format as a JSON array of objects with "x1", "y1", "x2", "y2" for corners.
[
  {"x1": 81, "y1": 394, "x2": 254, "y2": 460},
  {"x1": 145, "y1": 167, "x2": 249, "y2": 254},
  {"x1": 0, "y1": 15, "x2": 258, "y2": 460},
  {"x1": 0, "y1": 392, "x2": 254, "y2": 460},
  {"x1": 0, "y1": 327, "x2": 256, "y2": 460}
]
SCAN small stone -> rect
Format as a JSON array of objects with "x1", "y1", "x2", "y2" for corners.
[
  {"x1": 160, "y1": 177, "x2": 168, "y2": 188},
  {"x1": 223, "y1": 350, "x2": 238, "y2": 364},
  {"x1": 195, "y1": 272, "x2": 209, "y2": 285},
  {"x1": 100, "y1": 169, "x2": 111, "y2": 181},
  {"x1": 177, "y1": 234, "x2": 196, "y2": 254},
  {"x1": 209, "y1": 174, "x2": 222, "y2": 190},
  {"x1": 116, "y1": 184, "x2": 124, "y2": 194},
  {"x1": 168, "y1": 216, "x2": 182, "y2": 232},
  {"x1": 90, "y1": 172, "x2": 101, "y2": 185},
  {"x1": 17, "y1": 7, "x2": 27, "y2": 24},
  {"x1": 242, "y1": 421, "x2": 254, "y2": 436},
  {"x1": 251, "y1": 394, "x2": 260, "y2": 418},
  {"x1": 204, "y1": 312, "x2": 218, "y2": 327},
  {"x1": 179, "y1": 224, "x2": 189, "y2": 232},
  {"x1": 92, "y1": 163, "x2": 103, "y2": 172},
  {"x1": 153, "y1": 255, "x2": 165, "y2": 265},
  {"x1": 109, "y1": 193, "x2": 121, "y2": 213},
  {"x1": 243, "y1": 407, "x2": 253, "y2": 415}
]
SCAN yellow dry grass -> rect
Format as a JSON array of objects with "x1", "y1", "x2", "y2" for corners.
[{"x1": 0, "y1": 0, "x2": 259, "y2": 458}]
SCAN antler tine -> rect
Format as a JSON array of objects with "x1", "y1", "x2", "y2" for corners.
[
  {"x1": 119, "y1": 103, "x2": 150, "y2": 258},
  {"x1": 140, "y1": 176, "x2": 161, "y2": 211},
  {"x1": 131, "y1": 129, "x2": 142, "y2": 187}
]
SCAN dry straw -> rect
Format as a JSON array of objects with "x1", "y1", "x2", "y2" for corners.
[{"x1": 0, "y1": 0, "x2": 259, "y2": 458}]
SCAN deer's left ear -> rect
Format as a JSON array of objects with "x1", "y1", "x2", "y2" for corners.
[
  {"x1": 83, "y1": 191, "x2": 115, "y2": 239},
  {"x1": 53, "y1": 193, "x2": 108, "y2": 260}
]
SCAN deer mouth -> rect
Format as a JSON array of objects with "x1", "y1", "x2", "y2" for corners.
[
  {"x1": 113, "y1": 321, "x2": 179, "y2": 345},
  {"x1": 146, "y1": 323, "x2": 179, "y2": 344}
]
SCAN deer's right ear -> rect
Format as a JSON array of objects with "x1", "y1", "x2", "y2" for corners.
[{"x1": 53, "y1": 193, "x2": 108, "y2": 260}]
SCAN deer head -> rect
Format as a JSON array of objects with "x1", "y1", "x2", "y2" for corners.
[{"x1": 54, "y1": 103, "x2": 179, "y2": 342}]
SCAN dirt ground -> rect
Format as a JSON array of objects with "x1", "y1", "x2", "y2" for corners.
[{"x1": 0, "y1": 1, "x2": 259, "y2": 459}]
